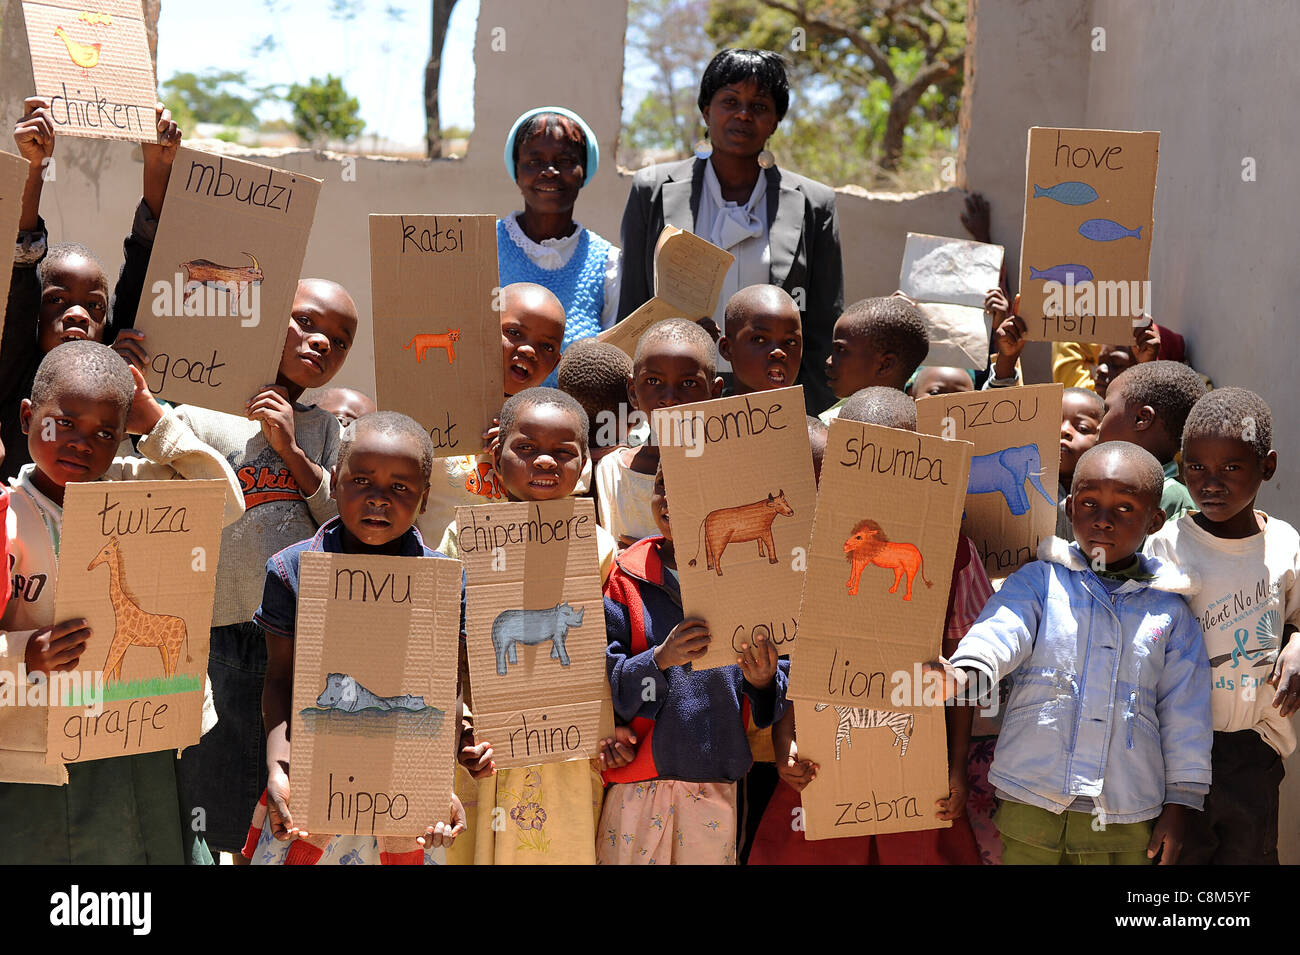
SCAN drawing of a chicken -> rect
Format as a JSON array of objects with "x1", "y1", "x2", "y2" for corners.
[{"x1": 54, "y1": 27, "x2": 101, "y2": 70}]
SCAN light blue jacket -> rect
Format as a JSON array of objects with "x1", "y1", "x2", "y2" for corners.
[{"x1": 951, "y1": 537, "x2": 1211, "y2": 824}]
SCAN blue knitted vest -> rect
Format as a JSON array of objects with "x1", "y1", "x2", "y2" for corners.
[{"x1": 497, "y1": 219, "x2": 610, "y2": 386}]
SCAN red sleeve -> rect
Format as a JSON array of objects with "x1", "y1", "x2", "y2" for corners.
[{"x1": 943, "y1": 537, "x2": 993, "y2": 657}]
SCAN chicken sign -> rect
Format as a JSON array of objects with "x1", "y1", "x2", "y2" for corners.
[{"x1": 21, "y1": 0, "x2": 159, "y2": 143}]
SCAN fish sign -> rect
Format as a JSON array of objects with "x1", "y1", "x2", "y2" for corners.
[
  {"x1": 21, "y1": 0, "x2": 158, "y2": 142},
  {"x1": 1020, "y1": 127, "x2": 1160, "y2": 344}
]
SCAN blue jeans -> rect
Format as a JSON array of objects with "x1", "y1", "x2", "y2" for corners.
[{"x1": 176, "y1": 621, "x2": 267, "y2": 854}]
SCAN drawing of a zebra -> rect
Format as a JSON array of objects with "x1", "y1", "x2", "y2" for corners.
[{"x1": 813, "y1": 703, "x2": 915, "y2": 759}]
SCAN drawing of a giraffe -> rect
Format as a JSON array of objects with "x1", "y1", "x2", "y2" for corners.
[{"x1": 89, "y1": 538, "x2": 191, "y2": 683}]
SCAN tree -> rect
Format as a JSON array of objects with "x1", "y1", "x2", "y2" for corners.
[
  {"x1": 161, "y1": 70, "x2": 264, "y2": 133},
  {"x1": 285, "y1": 75, "x2": 366, "y2": 146},
  {"x1": 425, "y1": 0, "x2": 459, "y2": 158},
  {"x1": 623, "y1": 0, "x2": 718, "y2": 160}
]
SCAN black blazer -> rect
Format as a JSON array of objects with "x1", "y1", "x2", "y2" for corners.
[{"x1": 616, "y1": 157, "x2": 844, "y2": 412}]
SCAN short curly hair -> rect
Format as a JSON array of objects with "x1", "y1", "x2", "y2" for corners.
[
  {"x1": 30, "y1": 340, "x2": 134, "y2": 424},
  {"x1": 557, "y1": 339, "x2": 632, "y2": 443},
  {"x1": 338, "y1": 411, "x2": 435, "y2": 483},
  {"x1": 1182, "y1": 387, "x2": 1273, "y2": 461},
  {"x1": 838, "y1": 297, "x2": 930, "y2": 380},
  {"x1": 633, "y1": 319, "x2": 717, "y2": 379},
  {"x1": 838, "y1": 386, "x2": 917, "y2": 432},
  {"x1": 499, "y1": 387, "x2": 590, "y2": 455},
  {"x1": 1072, "y1": 441, "x2": 1164, "y2": 503},
  {"x1": 1110, "y1": 360, "x2": 1206, "y2": 445}
]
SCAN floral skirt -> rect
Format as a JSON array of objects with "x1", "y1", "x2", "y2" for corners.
[
  {"x1": 241, "y1": 791, "x2": 445, "y2": 865},
  {"x1": 597, "y1": 779, "x2": 738, "y2": 865},
  {"x1": 967, "y1": 736, "x2": 1002, "y2": 864}
]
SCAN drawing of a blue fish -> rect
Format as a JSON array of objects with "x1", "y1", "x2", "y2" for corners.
[
  {"x1": 1033, "y1": 181, "x2": 1098, "y2": 205},
  {"x1": 1028, "y1": 264, "x2": 1094, "y2": 283},
  {"x1": 1079, "y1": 218, "x2": 1142, "y2": 241}
]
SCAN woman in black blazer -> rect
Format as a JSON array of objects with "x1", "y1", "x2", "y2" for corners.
[{"x1": 616, "y1": 49, "x2": 844, "y2": 413}]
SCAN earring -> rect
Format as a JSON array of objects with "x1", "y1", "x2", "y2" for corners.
[
  {"x1": 694, "y1": 137, "x2": 713, "y2": 160},
  {"x1": 756, "y1": 148, "x2": 776, "y2": 169}
]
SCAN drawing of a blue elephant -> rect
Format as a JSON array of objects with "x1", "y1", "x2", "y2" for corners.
[{"x1": 967, "y1": 444, "x2": 1056, "y2": 516}]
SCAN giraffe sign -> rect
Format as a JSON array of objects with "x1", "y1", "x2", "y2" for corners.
[{"x1": 48, "y1": 480, "x2": 227, "y2": 765}]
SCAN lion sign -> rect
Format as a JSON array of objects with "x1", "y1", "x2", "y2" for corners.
[
  {"x1": 688, "y1": 491, "x2": 795, "y2": 576},
  {"x1": 844, "y1": 519, "x2": 932, "y2": 601}
]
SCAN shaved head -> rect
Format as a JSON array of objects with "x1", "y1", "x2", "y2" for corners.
[
  {"x1": 503, "y1": 282, "x2": 565, "y2": 324},
  {"x1": 297, "y1": 278, "x2": 359, "y2": 323},
  {"x1": 1073, "y1": 441, "x2": 1163, "y2": 502},
  {"x1": 724, "y1": 284, "x2": 800, "y2": 336}
]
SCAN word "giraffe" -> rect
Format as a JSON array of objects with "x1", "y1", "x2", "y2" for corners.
[{"x1": 89, "y1": 538, "x2": 191, "y2": 683}]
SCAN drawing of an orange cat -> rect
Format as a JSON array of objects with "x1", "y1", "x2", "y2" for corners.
[{"x1": 404, "y1": 329, "x2": 460, "y2": 364}]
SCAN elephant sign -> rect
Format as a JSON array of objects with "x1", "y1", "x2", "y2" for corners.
[{"x1": 967, "y1": 444, "x2": 1056, "y2": 516}]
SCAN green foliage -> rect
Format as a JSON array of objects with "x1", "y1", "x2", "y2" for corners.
[
  {"x1": 285, "y1": 74, "x2": 366, "y2": 146},
  {"x1": 160, "y1": 69, "x2": 264, "y2": 133}
]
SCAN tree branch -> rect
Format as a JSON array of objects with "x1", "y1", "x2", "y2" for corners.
[{"x1": 760, "y1": 0, "x2": 897, "y2": 87}]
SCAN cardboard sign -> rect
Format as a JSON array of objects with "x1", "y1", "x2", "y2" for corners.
[
  {"x1": 797, "y1": 699, "x2": 950, "y2": 839},
  {"x1": 898, "y1": 232, "x2": 1004, "y2": 369},
  {"x1": 290, "y1": 552, "x2": 460, "y2": 837},
  {"x1": 133, "y1": 146, "x2": 322, "y2": 415},
  {"x1": 370, "y1": 215, "x2": 502, "y2": 459},
  {"x1": 917, "y1": 384, "x2": 1063, "y2": 579},
  {"x1": 0, "y1": 151, "x2": 31, "y2": 325},
  {"x1": 47, "y1": 480, "x2": 227, "y2": 764},
  {"x1": 456, "y1": 498, "x2": 614, "y2": 768},
  {"x1": 653, "y1": 387, "x2": 817, "y2": 670},
  {"x1": 788, "y1": 419, "x2": 971, "y2": 704},
  {"x1": 21, "y1": 0, "x2": 157, "y2": 142},
  {"x1": 598, "y1": 226, "x2": 733, "y2": 357},
  {"x1": 1019, "y1": 127, "x2": 1160, "y2": 343}
]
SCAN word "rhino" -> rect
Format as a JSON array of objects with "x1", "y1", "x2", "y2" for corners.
[
  {"x1": 316, "y1": 673, "x2": 427, "y2": 713},
  {"x1": 492, "y1": 602, "x2": 585, "y2": 676},
  {"x1": 688, "y1": 491, "x2": 795, "y2": 576}
]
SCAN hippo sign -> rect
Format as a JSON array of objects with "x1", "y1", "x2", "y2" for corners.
[{"x1": 457, "y1": 498, "x2": 614, "y2": 768}]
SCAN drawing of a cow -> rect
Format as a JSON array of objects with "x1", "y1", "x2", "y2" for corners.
[
  {"x1": 491, "y1": 602, "x2": 585, "y2": 676},
  {"x1": 687, "y1": 491, "x2": 795, "y2": 576}
]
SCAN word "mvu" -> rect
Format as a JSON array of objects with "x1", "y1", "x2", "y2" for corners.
[{"x1": 333, "y1": 568, "x2": 413, "y2": 603}]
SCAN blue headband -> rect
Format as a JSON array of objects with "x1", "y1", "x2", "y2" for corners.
[{"x1": 504, "y1": 106, "x2": 599, "y2": 187}]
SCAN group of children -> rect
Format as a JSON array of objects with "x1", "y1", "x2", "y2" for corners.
[{"x1": 0, "y1": 97, "x2": 1296, "y2": 867}]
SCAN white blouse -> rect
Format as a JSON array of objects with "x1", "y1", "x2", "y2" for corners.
[{"x1": 502, "y1": 212, "x2": 623, "y2": 329}]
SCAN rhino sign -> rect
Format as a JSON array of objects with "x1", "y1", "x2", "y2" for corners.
[
  {"x1": 688, "y1": 490, "x2": 795, "y2": 576},
  {"x1": 491, "y1": 601, "x2": 585, "y2": 676}
]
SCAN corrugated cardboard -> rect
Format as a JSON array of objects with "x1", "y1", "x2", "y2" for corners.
[
  {"x1": 917, "y1": 384, "x2": 1063, "y2": 578},
  {"x1": 456, "y1": 498, "x2": 614, "y2": 768},
  {"x1": 0, "y1": 151, "x2": 31, "y2": 325},
  {"x1": 653, "y1": 386, "x2": 816, "y2": 670},
  {"x1": 898, "y1": 232, "x2": 1004, "y2": 369},
  {"x1": 132, "y1": 146, "x2": 322, "y2": 415},
  {"x1": 597, "y1": 226, "x2": 733, "y2": 358},
  {"x1": 788, "y1": 419, "x2": 971, "y2": 704},
  {"x1": 796, "y1": 698, "x2": 951, "y2": 839},
  {"x1": 1019, "y1": 127, "x2": 1160, "y2": 343},
  {"x1": 47, "y1": 479, "x2": 227, "y2": 763},
  {"x1": 21, "y1": 0, "x2": 155, "y2": 143},
  {"x1": 370, "y1": 214, "x2": 503, "y2": 459},
  {"x1": 290, "y1": 551, "x2": 460, "y2": 837}
]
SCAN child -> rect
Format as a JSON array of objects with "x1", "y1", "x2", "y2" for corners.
[
  {"x1": 718, "y1": 284, "x2": 802, "y2": 395},
  {"x1": 556, "y1": 337, "x2": 632, "y2": 469},
  {"x1": 436, "y1": 388, "x2": 625, "y2": 864},
  {"x1": 244, "y1": 411, "x2": 465, "y2": 864},
  {"x1": 315, "y1": 387, "x2": 376, "y2": 428},
  {"x1": 1055, "y1": 387, "x2": 1105, "y2": 540},
  {"x1": 934, "y1": 441, "x2": 1212, "y2": 865},
  {"x1": 749, "y1": 386, "x2": 988, "y2": 865},
  {"x1": 806, "y1": 415, "x2": 827, "y2": 485},
  {"x1": 417, "y1": 281, "x2": 570, "y2": 542},
  {"x1": 594, "y1": 319, "x2": 722, "y2": 549},
  {"x1": 1144, "y1": 388, "x2": 1300, "y2": 864},
  {"x1": 909, "y1": 366, "x2": 975, "y2": 398},
  {"x1": 1098, "y1": 360, "x2": 1206, "y2": 521},
  {"x1": 601, "y1": 461, "x2": 788, "y2": 864},
  {"x1": 820, "y1": 296, "x2": 928, "y2": 423},
  {"x1": 0, "y1": 342, "x2": 243, "y2": 863},
  {"x1": 1091, "y1": 344, "x2": 1136, "y2": 398}
]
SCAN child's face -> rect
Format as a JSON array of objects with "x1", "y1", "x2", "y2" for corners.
[
  {"x1": 826, "y1": 322, "x2": 886, "y2": 399},
  {"x1": 720, "y1": 309, "x2": 802, "y2": 392},
  {"x1": 514, "y1": 126, "x2": 586, "y2": 216},
  {"x1": 21, "y1": 391, "x2": 126, "y2": 498},
  {"x1": 37, "y1": 255, "x2": 109, "y2": 355},
  {"x1": 1059, "y1": 391, "x2": 1103, "y2": 481},
  {"x1": 1097, "y1": 378, "x2": 1144, "y2": 446},
  {"x1": 651, "y1": 465, "x2": 671, "y2": 541},
  {"x1": 502, "y1": 299, "x2": 565, "y2": 394},
  {"x1": 910, "y1": 366, "x2": 973, "y2": 398},
  {"x1": 278, "y1": 282, "x2": 357, "y2": 391},
  {"x1": 1182, "y1": 435, "x2": 1276, "y2": 527},
  {"x1": 1066, "y1": 453, "x2": 1165, "y2": 568},
  {"x1": 1092, "y1": 346, "x2": 1134, "y2": 398},
  {"x1": 628, "y1": 341, "x2": 720, "y2": 412},
  {"x1": 493, "y1": 404, "x2": 586, "y2": 501},
  {"x1": 330, "y1": 429, "x2": 430, "y2": 548},
  {"x1": 317, "y1": 390, "x2": 375, "y2": 428}
]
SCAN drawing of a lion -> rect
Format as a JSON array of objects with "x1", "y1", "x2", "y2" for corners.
[{"x1": 843, "y1": 519, "x2": 932, "y2": 601}]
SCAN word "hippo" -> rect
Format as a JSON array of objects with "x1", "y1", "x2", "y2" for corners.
[
  {"x1": 492, "y1": 602, "x2": 585, "y2": 676},
  {"x1": 315, "y1": 673, "x2": 427, "y2": 713}
]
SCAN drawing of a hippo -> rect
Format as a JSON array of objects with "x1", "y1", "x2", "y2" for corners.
[
  {"x1": 492, "y1": 602, "x2": 584, "y2": 675},
  {"x1": 316, "y1": 673, "x2": 427, "y2": 713}
]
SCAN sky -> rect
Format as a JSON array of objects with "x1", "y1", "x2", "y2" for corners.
[{"x1": 155, "y1": 0, "x2": 654, "y2": 150}]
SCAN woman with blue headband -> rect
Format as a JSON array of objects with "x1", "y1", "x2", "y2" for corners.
[{"x1": 500, "y1": 107, "x2": 621, "y2": 384}]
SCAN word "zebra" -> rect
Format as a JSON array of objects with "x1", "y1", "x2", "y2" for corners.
[{"x1": 814, "y1": 703, "x2": 914, "y2": 759}]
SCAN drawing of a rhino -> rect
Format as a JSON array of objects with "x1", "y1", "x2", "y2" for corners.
[
  {"x1": 315, "y1": 673, "x2": 427, "y2": 713},
  {"x1": 491, "y1": 602, "x2": 584, "y2": 676}
]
